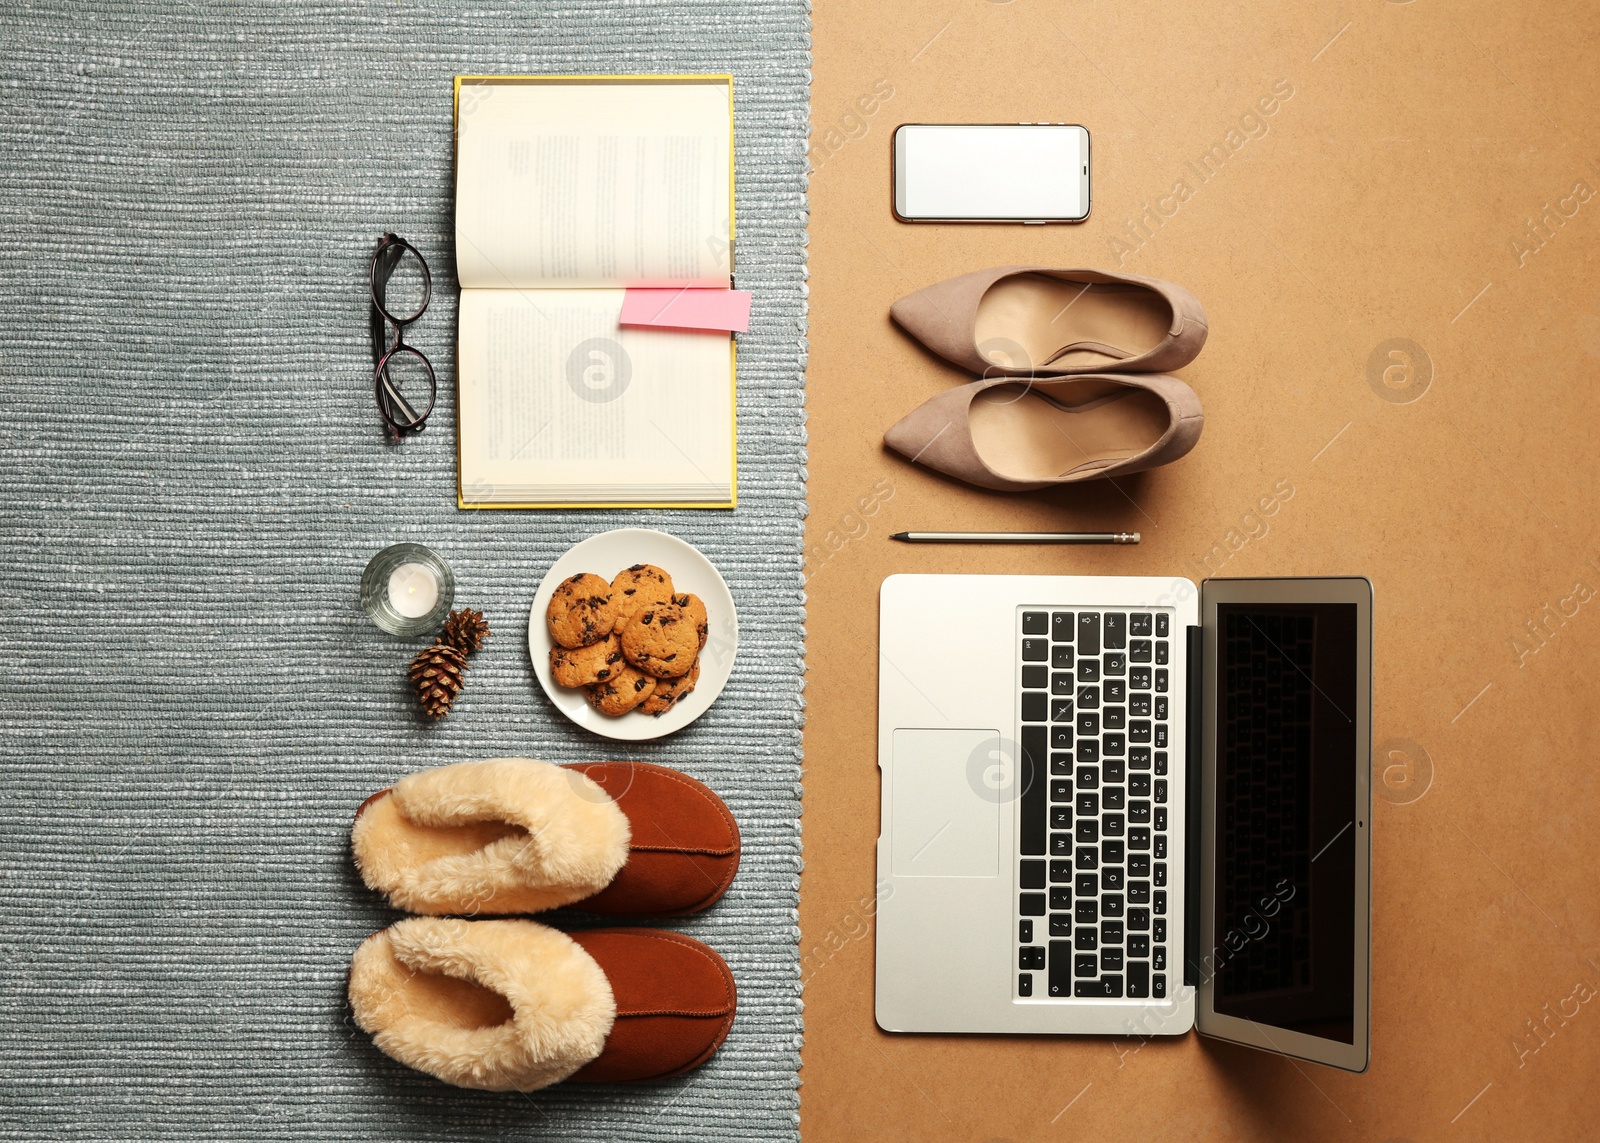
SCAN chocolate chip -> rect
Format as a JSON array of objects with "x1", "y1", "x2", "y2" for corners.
[
  {"x1": 628, "y1": 563, "x2": 646, "y2": 571},
  {"x1": 640, "y1": 611, "x2": 654, "y2": 624},
  {"x1": 663, "y1": 653, "x2": 677, "y2": 661},
  {"x1": 634, "y1": 678, "x2": 648, "y2": 691},
  {"x1": 596, "y1": 668, "x2": 611, "y2": 679}
]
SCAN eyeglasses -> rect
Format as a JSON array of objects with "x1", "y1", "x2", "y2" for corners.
[{"x1": 368, "y1": 233, "x2": 436, "y2": 439}]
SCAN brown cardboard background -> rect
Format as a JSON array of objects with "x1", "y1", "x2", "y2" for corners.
[{"x1": 800, "y1": 1, "x2": 1600, "y2": 1138}]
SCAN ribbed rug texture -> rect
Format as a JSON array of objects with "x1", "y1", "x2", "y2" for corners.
[{"x1": 0, "y1": 2, "x2": 809, "y2": 1138}]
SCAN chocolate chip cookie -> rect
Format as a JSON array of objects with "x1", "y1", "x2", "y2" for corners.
[
  {"x1": 546, "y1": 573, "x2": 618, "y2": 648},
  {"x1": 610, "y1": 564, "x2": 675, "y2": 632},
  {"x1": 551, "y1": 633, "x2": 627, "y2": 688},
  {"x1": 672, "y1": 592, "x2": 709, "y2": 651},
  {"x1": 585, "y1": 662, "x2": 658, "y2": 715},
  {"x1": 618, "y1": 602, "x2": 698, "y2": 678},
  {"x1": 640, "y1": 657, "x2": 701, "y2": 715}
]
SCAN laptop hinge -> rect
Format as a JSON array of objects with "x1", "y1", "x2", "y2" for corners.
[{"x1": 1184, "y1": 623, "x2": 1203, "y2": 989}]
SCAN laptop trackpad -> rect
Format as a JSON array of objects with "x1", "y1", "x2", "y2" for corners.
[{"x1": 890, "y1": 729, "x2": 1004, "y2": 878}]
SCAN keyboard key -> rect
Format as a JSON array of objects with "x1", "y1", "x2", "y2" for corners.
[
  {"x1": 1020, "y1": 893, "x2": 1046, "y2": 916},
  {"x1": 1129, "y1": 854, "x2": 1150, "y2": 877},
  {"x1": 1128, "y1": 880, "x2": 1150, "y2": 904},
  {"x1": 1051, "y1": 699, "x2": 1074, "y2": 722},
  {"x1": 1130, "y1": 694, "x2": 1151, "y2": 717},
  {"x1": 1051, "y1": 726, "x2": 1072, "y2": 750},
  {"x1": 1050, "y1": 779, "x2": 1072, "y2": 802},
  {"x1": 1155, "y1": 808, "x2": 1168, "y2": 831},
  {"x1": 1103, "y1": 613, "x2": 1126, "y2": 649},
  {"x1": 1074, "y1": 953, "x2": 1098, "y2": 977},
  {"x1": 1075, "y1": 738, "x2": 1099, "y2": 763},
  {"x1": 1129, "y1": 747, "x2": 1151, "y2": 770},
  {"x1": 1154, "y1": 863, "x2": 1166, "y2": 887},
  {"x1": 1129, "y1": 800, "x2": 1151, "y2": 824},
  {"x1": 1050, "y1": 887, "x2": 1072, "y2": 910},
  {"x1": 1050, "y1": 859, "x2": 1072, "y2": 882},
  {"x1": 1153, "y1": 974, "x2": 1166, "y2": 999},
  {"x1": 1103, "y1": 706, "x2": 1126, "y2": 731},
  {"x1": 1103, "y1": 814, "x2": 1125, "y2": 837},
  {"x1": 1154, "y1": 696, "x2": 1168, "y2": 720},
  {"x1": 1076, "y1": 659, "x2": 1100, "y2": 683},
  {"x1": 1128, "y1": 934, "x2": 1150, "y2": 958},
  {"x1": 1052, "y1": 612, "x2": 1075, "y2": 641},
  {"x1": 1075, "y1": 845, "x2": 1098, "y2": 870},
  {"x1": 1022, "y1": 692, "x2": 1048, "y2": 722},
  {"x1": 1075, "y1": 791, "x2": 1098, "y2": 815},
  {"x1": 1131, "y1": 613, "x2": 1152, "y2": 636},
  {"x1": 1049, "y1": 913, "x2": 1071, "y2": 937},
  {"x1": 1102, "y1": 786, "x2": 1125, "y2": 811},
  {"x1": 1154, "y1": 835, "x2": 1166, "y2": 859},
  {"x1": 1052, "y1": 671, "x2": 1075, "y2": 695},
  {"x1": 1020, "y1": 946, "x2": 1046, "y2": 970},
  {"x1": 1049, "y1": 941, "x2": 1073, "y2": 996},
  {"x1": 1077, "y1": 613, "x2": 1100, "y2": 655},
  {"x1": 1154, "y1": 919, "x2": 1166, "y2": 942},
  {"x1": 1023, "y1": 612, "x2": 1048, "y2": 635},
  {"x1": 1052, "y1": 644, "x2": 1074, "y2": 669},
  {"x1": 1020, "y1": 859, "x2": 1046, "y2": 888},
  {"x1": 1154, "y1": 751, "x2": 1168, "y2": 775},
  {"x1": 1051, "y1": 752, "x2": 1073, "y2": 776},
  {"x1": 1074, "y1": 927, "x2": 1096, "y2": 951},
  {"x1": 1019, "y1": 973, "x2": 1033, "y2": 997},
  {"x1": 1155, "y1": 668, "x2": 1169, "y2": 693},
  {"x1": 1103, "y1": 756, "x2": 1125, "y2": 783},
  {"x1": 1100, "y1": 920, "x2": 1124, "y2": 944},
  {"x1": 1155, "y1": 613, "x2": 1169, "y2": 637},
  {"x1": 1075, "y1": 819, "x2": 1099, "y2": 843},
  {"x1": 1021, "y1": 725, "x2": 1048, "y2": 855},
  {"x1": 1076, "y1": 711, "x2": 1099, "y2": 736},
  {"x1": 1022, "y1": 638, "x2": 1048, "y2": 661},
  {"x1": 1127, "y1": 961, "x2": 1150, "y2": 998},
  {"x1": 1104, "y1": 678, "x2": 1127, "y2": 703},
  {"x1": 1050, "y1": 805, "x2": 1071, "y2": 829},
  {"x1": 1075, "y1": 978, "x2": 1117, "y2": 998},
  {"x1": 1129, "y1": 774, "x2": 1152, "y2": 797},
  {"x1": 1074, "y1": 873, "x2": 1097, "y2": 896},
  {"x1": 1154, "y1": 641, "x2": 1169, "y2": 665},
  {"x1": 1101, "y1": 866, "x2": 1124, "y2": 891},
  {"x1": 1101, "y1": 839, "x2": 1124, "y2": 864},
  {"x1": 1129, "y1": 639, "x2": 1152, "y2": 663},
  {"x1": 1103, "y1": 733, "x2": 1125, "y2": 756},
  {"x1": 1128, "y1": 827, "x2": 1150, "y2": 851},
  {"x1": 1050, "y1": 833, "x2": 1072, "y2": 856},
  {"x1": 1155, "y1": 725, "x2": 1168, "y2": 748},
  {"x1": 1154, "y1": 779, "x2": 1167, "y2": 804},
  {"x1": 1076, "y1": 684, "x2": 1100, "y2": 708},
  {"x1": 1075, "y1": 766, "x2": 1098, "y2": 790},
  {"x1": 1154, "y1": 890, "x2": 1167, "y2": 915},
  {"x1": 1019, "y1": 919, "x2": 1034, "y2": 943},
  {"x1": 1129, "y1": 720, "x2": 1151, "y2": 743},
  {"x1": 1128, "y1": 907, "x2": 1150, "y2": 931},
  {"x1": 1075, "y1": 900, "x2": 1097, "y2": 923},
  {"x1": 1022, "y1": 664, "x2": 1048, "y2": 689},
  {"x1": 1153, "y1": 946, "x2": 1166, "y2": 971},
  {"x1": 1104, "y1": 652, "x2": 1126, "y2": 675},
  {"x1": 1100, "y1": 947, "x2": 1123, "y2": 971},
  {"x1": 1130, "y1": 667, "x2": 1152, "y2": 690}
]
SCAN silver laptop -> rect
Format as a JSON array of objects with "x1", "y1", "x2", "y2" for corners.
[{"x1": 876, "y1": 573, "x2": 1372, "y2": 1072}]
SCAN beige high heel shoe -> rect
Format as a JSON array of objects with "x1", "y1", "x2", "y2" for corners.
[
  {"x1": 890, "y1": 267, "x2": 1208, "y2": 376},
  {"x1": 883, "y1": 373, "x2": 1203, "y2": 492}
]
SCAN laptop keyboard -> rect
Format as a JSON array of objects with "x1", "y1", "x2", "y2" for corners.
[{"x1": 1015, "y1": 608, "x2": 1172, "y2": 1002}]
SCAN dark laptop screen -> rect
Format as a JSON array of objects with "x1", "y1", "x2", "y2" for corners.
[{"x1": 1211, "y1": 603, "x2": 1358, "y2": 1044}]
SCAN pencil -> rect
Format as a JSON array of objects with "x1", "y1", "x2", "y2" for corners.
[{"x1": 890, "y1": 531, "x2": 1140, "y2": 545}]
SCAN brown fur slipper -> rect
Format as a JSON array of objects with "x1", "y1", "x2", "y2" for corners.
[
  {"x1": 352, "y1": 759, "x2": 739, "y2": 918},
  {"x1": 348, "y1": 918, "x2": 735, "y2": 1091}
]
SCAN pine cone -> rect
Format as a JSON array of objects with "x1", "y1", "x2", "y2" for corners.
[
  {"x1": 409, "y1": 641, "x2": 469, "y2": 720},
  {"x1": 440, "y1": 608, "x2": 491, "y2": 654}
]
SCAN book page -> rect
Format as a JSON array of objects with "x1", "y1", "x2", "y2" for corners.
[
  {"x1": 456, "y1": 79, "x2": 732, "y2": 289},
  {"x1": 457, "y1": 289, "x2": 734, "y2": 502}
]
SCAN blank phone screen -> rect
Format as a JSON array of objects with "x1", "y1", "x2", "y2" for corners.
[{"x1": 894, "y1": 124, "x2": 1088, "y2": 221}]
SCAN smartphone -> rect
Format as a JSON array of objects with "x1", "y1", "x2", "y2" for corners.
[{"x1": 892, "y1": 123, "x2": 1090, "y2": 223}]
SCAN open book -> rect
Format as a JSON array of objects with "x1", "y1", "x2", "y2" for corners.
[{"x1": 453, "y1": 75, "x2": 736, "y2": 508}]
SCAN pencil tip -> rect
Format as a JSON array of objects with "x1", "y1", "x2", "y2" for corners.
[{"x1": 889, "y1": 532, "x2": 908, "y2": 542}]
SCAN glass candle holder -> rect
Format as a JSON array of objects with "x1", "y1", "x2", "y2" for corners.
[{"x1": 360, "y1": 543, "x2": 455, "y2": 636}]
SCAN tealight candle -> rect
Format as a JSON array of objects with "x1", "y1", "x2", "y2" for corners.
[{"x1": 387, "y1": 562, "x2": 440, "y2": 619}]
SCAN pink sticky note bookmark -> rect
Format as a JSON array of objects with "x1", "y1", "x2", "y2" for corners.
[{"x1": 620, "y1": 288, "x2": 752, "y2": 333}]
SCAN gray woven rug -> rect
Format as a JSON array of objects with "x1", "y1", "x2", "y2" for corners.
[{"x1": 0, "y1": 2, "x2": 808, "y2": 1138}]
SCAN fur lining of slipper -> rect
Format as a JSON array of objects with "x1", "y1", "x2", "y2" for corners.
[
  {"x1": 349, "y1": 917, "x2": 616, "y2": 1092},
  {"x1": 352, "y1": 758, "x2": 631, "y2": 916}
]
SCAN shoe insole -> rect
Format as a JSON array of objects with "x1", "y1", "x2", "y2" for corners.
[
  {"x1": 360, "y1": 791, "x2": 529, "y2": 869},
  {"x1": 968, "y1": 380, "x2": 1169, "y2": 481},
  {"x1": 973, "y1": 274, "x2": 1172, "y2": 370},
  {"x1": 396, "y1": 969, "x2": 517, "y2": 1031}
]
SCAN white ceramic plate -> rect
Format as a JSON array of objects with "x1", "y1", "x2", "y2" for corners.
[{"x1": 528, "y1": 528, "x2": 739, "y2": 741}]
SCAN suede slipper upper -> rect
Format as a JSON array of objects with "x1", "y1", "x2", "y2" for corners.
[
  {"x1": 351, "y1": 758, "x2": 739, "y2": 918},
  {"x1": 348, "y1": 918, "x2": 735, "y2": 1092}
]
